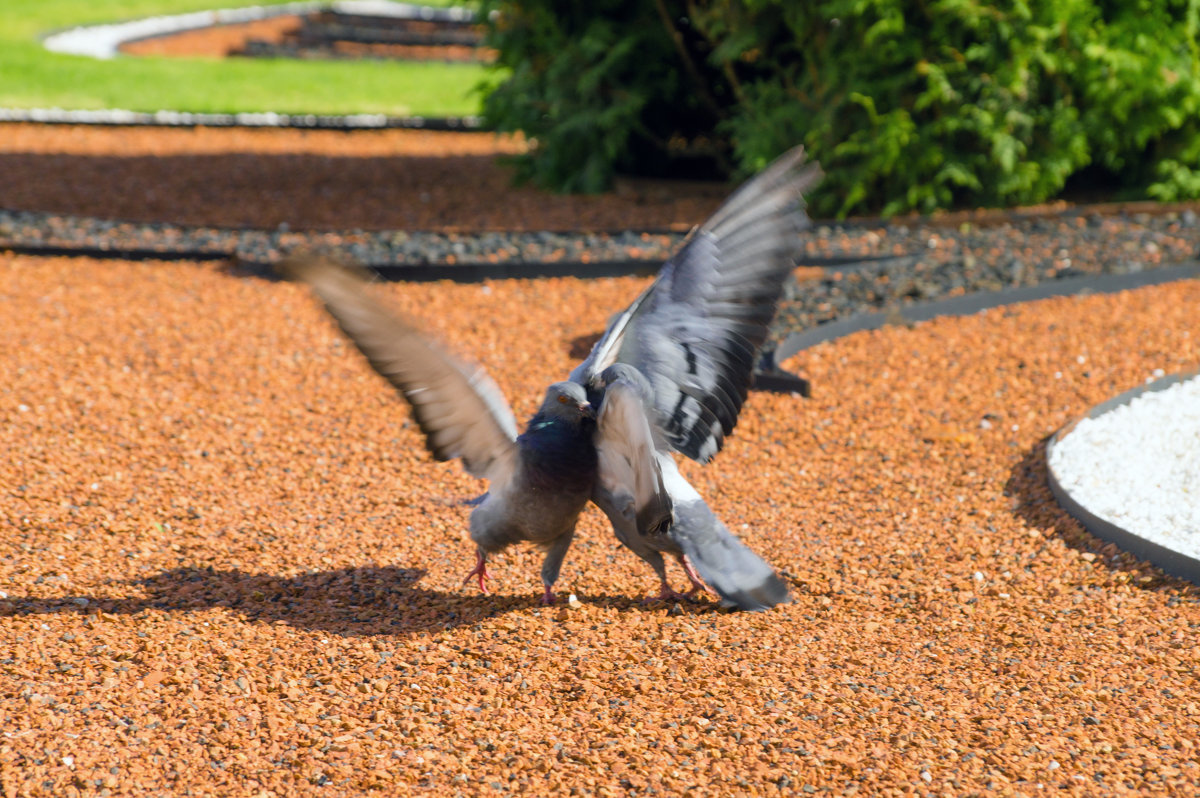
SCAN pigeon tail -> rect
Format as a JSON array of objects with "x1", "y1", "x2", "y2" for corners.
[{"x1": 671, "y1": 501, "x2": 790, "y2": 612}]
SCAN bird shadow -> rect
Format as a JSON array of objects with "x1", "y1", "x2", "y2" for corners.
[
  {"x1": 568, "y1": 331, "x2": 603, "y2": 361},
  {"x1": 1, "y1": 564, "x2": 722, "y2": 637},
  {"x1": 1004, "y1": 437, "x2": 1199, "y2": 595}
]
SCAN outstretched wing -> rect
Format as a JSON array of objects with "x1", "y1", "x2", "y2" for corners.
[
  {"x1": 593, "y1": 378, "x2": 673, "y2": 537},
  {"x1": 281, "y1": 255, "x2": 519, "y2": 483},
  {"x1": 574, "y1": 146, "x2": 821, "y2": 463}
]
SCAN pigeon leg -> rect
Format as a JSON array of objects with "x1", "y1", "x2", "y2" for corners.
[
  {"x1": 676, "y1": 554, "x2": 711, "y2": 597},
  {"x1": 639, "y1": 551, "x2": 686, "y2": 602},
  {"x1": 650, "y1": 578, "x2": 689, "y2": 603},
  {"x1": 462, "y1": 549, "x2": 490, "y2": 594},
  {"x1": 538, "y1": 529, "x2": 576, "y2": 606}
]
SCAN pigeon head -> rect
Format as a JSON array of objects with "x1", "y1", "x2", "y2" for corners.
[
  {"x1": 598, "y1": 363, "x2": 653, "y2": 396},
  {"x1": 537, "y1": 381, "x2": 595, "y2": 423}
]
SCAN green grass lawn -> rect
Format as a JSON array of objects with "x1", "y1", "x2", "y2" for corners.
[{"x1": 0, "y1": 0, "x2": 495, "y2": 117}]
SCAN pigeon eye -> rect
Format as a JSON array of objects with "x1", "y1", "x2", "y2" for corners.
[{"x1": 557, "y1": 395, "x2": 570, "y2": 404}]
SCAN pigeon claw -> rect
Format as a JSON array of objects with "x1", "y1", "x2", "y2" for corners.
[
  {"x1": 677, "y1": 555, "x2": 711, "y2": 597},
  {"x1": 540, "y1": 585, "x2": 557, "y2": 605},
  {"x1": 462, "y1": 551, "x2": 490, "y2": 594},
  {"x1": 645, "y1": 581, "x2": 688, "y2": 604}
]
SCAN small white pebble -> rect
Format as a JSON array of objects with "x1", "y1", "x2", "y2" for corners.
[
  {"x1": 1048, "y1": 760, "x2": 1060, "y2": 770},
  {"x1": 979, "y1": 419, "x2": 993, "y2": 430},
  {"x1": 62, "y1": 756, "x2": 74, "y2": 767},
  {"x1": 920, "y1": 770, "x2": 932, "y2": 782},
  {"x1": 0, "y1": 591, "x2": 7, "y2": 599},
  {"x1": 1011, "y1": 424, "x2": 1020, "y2": 432},
  {"x1": 1076, "y1": 355, "x2": 1087, "y2": 364},
  {"x1": 972, "y1": 571, "x2": 984, "y2": 582},
  {"x1": 1054, "y1": 371, "x2": 1063, "y2": 379},
  {"x1": 18, "y1": 404, "x2": 29, "y2": 412}
]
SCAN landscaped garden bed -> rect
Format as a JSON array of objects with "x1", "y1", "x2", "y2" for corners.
[{"x1": 1, "y1": 3, "x2": 1198, "y2": 795}]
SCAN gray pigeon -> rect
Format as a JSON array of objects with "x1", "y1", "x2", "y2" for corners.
[
  {"x1": 572, "y1": 145, "x2": 821, "y2": 611},
  {"x1": 280, "y1": 256, "x2": 670, "y2": 604}
]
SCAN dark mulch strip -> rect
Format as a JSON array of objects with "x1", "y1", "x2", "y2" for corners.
[{"x1": 5, "y1": 205, "x2": 1199, "y2": 355}]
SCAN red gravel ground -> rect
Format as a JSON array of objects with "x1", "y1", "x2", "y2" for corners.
[
  {"x1": 117, "y1": 15, "x2": 303, "y2": 58},
  {"x1": 2, "y1": 251, "x2": 1199, "y2": 795},
  {"x1": 0, "y1": 124, "x2": 729, "y2": 232}
]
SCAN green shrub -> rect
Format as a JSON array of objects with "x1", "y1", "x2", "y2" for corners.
[
  {"x1": 478, "y1": 1, "x2": 724, "y2": 191},
  {"x1": 478, "y1": 0, "x2": 1200, "y2": 216}
]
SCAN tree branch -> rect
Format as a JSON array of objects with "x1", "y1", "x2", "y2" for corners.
[{"x1": 652, "y1": 0, "x2": 726, "y2": 120}]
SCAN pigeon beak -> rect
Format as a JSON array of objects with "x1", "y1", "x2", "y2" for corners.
[{"x1": 579, "y1": 401, "x2": 596, "y2": 419}]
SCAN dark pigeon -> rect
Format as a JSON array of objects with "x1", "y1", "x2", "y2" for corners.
[{"x1": 280, "y1": 256, "x2": 669, "y2": 604}]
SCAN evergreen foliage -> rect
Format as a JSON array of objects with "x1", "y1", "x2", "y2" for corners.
[{"x1": 478, "y1": 0, "x2": 1200, "y2": 216}]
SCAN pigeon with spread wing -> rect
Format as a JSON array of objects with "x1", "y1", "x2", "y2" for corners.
[
  {"x1": 572, "y1": 146, "x2": 821, "y2": 611},
  {"x1": 282, "y1": 145, "x2": 817, "y2": 611},
  {"x1": 280, "y1": 256, "x2": 670, "y2": 604}
]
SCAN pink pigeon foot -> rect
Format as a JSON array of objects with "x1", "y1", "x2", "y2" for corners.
[
  {"x1": 645, "y1": 579, "x2": 688, "y2": 603},
  {"x1": 540, "y1": 585, "x2": 557, "y2": 605},
  {"x1": 462, "y1": 551, "x2": 490, "y2": 594},
  {"x1": 677, "y1": 555, "x2": 711, "y2": 597}
]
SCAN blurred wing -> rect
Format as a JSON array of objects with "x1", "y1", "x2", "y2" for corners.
[
  {"x1": 281, "y1": 255, "x2": 519, "y2": 483},
  {"x1": 576, "y1": 145, "x2": 821, "y2": 463},
  {"x1": 594, "y1": 380, "x2": 673, "y2": 537}
]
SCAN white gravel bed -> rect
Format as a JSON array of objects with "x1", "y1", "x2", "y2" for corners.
[{"x1": 1049, "y1": 372, "x2": 1200, "y2": 560}]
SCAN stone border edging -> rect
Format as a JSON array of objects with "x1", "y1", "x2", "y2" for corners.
[
  {"x1": 1045, "y1": 367, "x2": 1200, "y2": 585},
  {"x1": 771, "y1": 262, "x2": 1200, "y2": 364},
  {"x1": 0, "y1": 107, "x2": 482, "y2": 131}
]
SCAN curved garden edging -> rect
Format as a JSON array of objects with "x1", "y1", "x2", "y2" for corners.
[
  {"x1": 42, "y1": 1, "x2": 473, "y2": 60},
  {"x1": 1045, "y1": 367, "x2": 1200, "y2": 585},
  {"x1": 770, "y1": 262, "x2": 1200, "y2": 362}
]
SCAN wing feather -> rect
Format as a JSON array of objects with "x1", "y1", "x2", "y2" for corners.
[
  {"x1": 281, "y1": 255, "x2": 519, "y2": 483},
  {"x1": 574, "y1": 146, "x2": 822, "y2": 463},
  {"x1": 594, "y1": 380, "x2": 673, "y2": 536}
]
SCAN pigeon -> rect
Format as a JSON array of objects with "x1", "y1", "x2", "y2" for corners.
[
  {"x1": 282, "y1": 145, "x2": 817, "y2": 611},
  {"x1": 279, "y1": 256, "x2": 671, "y2": 604},
  {"x1": 572, "y1": 145, "x2": 821, "y2": 611}
]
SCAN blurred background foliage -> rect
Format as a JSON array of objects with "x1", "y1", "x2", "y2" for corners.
[{"x1": 477, "y1": 0, "x2": 1200, "y2": 216}]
